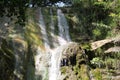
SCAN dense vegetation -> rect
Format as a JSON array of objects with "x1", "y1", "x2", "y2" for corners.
[
  {"x1": 0, "y1": 0, "x2": 71, "y2": 23},
  {"x1": 0, "y1": 0, "x2": 120, "y2": 80}
]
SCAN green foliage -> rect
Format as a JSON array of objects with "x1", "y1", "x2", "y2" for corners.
[
  {"x1": 81, "y1": 43, "x2": 91, "y2": 50},
  {"x1": 104, "y1": 55, "x2": 120, "y2": 69},
  {"x1": 92, "y1": 68, "x2": 102, "y2": 80},
  {"x1": 78, "y1": 64, "x2": 90, "y2": 80},
  {"x1": 0, "y1": 0, "x2": 63, "y2": 25},
  {"x1": 90, "y1": 57, "x2": 103, "y2": 68},
  {"x1": 25, "y1": 9, "x2": 43, "y2": 47},
  {"x1": 61, "y1": 67, "x2": 68, "y2": 74},
  {"x1": 0, "y1": 0, "x2": 120, "y2": 79},
  {"x1": 69, "y1": 0, "x2": 120, "y2": 41},
  {"x1": 104, "y1": 58, "x2": 115, "y2": 69},
  {"x1": 93, "y1": 29, "x2": 101, "y2": 38}
]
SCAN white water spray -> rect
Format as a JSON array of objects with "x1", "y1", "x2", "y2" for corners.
[
  {"x1": 39, "y1": 8, "x2": 50, "y2": 50},
  {"x1": 49, "y1": 9, "x2": 71, "y2": 80},
  {"x1": 57, "y1": 9, "x2": 71, "y2": 42},
  {"x1": 35, "y1": 8, "x2": 50, "y2": 80},
  {"x1": 35, "y1": 8, "x2": 71, "y2": 80}
]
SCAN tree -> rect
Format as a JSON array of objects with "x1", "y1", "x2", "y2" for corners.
[{"x1": 0, "y1": 0, "x2": 73, "y2": 25}]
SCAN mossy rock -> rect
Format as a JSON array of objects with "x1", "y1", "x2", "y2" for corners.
[
  {"x1": 60, "y1": 42, "x2": 90, "y2": 80},
  {"x1": 61, "y1": 42, "x2": 88, "y2": 66},
  {"x1": 61, "y1": 64, "x2": 90, "y2": 80},
  {"x1": 0, "y1": 37, "x2": 15, "y2": 80},
  {"x1": 0, "y1": 36, "x2": 28, "y2": 80}
]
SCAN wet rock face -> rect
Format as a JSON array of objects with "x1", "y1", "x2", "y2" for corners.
[
  {"x1": 60, "y1": 42, "x2": 90, "y2": 80},
  {"x1": 0, "y1": 37, "x2": 28, "y2": 80},
  {"x1": 61, "y1": 42, "x2": 88, "y2": 66},
  {"x1": 0, "y1": 37, "x2": 15, "y2": 80}
]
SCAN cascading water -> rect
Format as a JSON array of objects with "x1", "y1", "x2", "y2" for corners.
[
  {"x1": 49, "y1": 9, "x2": 71, "y2": 80},
  {"x1": 49, "y1": 8, "x2": 58, "y2": 48},
  {"x1": 35, "y1": 8, "x2": 50, "y2": 80},
  {"x1": 39, "y1": 8, "x2": 50, "y2": 49},
  {"x1": 35, "y1": 47, "x2": 50, "y2": 80},
  {"x1": 57, "y1": 9, "x2": 71, "y2": 43},
  {"x1": 34, "y1": 8, "x2": 71, "y2": 80},
  {"x1": 50, "y1": 8, "x2": 55, "y2": 35}
]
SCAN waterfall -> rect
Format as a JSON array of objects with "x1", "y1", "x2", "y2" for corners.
[
  {"x1": 50, "y1": 8, "x2": 55, "y2": 34},
  {"x1": 49, "y1": 9, "x2": 71, "y2": 80},
  {"x1": 39, "y1": 8, "x2": 50, "y2": 50},
  {"x1": 34, "y1": 8, "x2": 71, "y2": 80},
  {"x1": 57, "y1": 9, "x2": 71, "y2": 43},
  {"x1": 49, "y1": 47, "x2": 62, "y2": 80},
  {"x1": 35, "y1": 47, "x2": 50, "y2": 80},
  {"x1": 49, "y1": 8, "x2": 58, "y2": 48},
  {"x1": 34, "y1": 8, "x2": 50, "y2": 80}
]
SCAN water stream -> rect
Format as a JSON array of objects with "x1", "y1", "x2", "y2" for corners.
[
  {"x1": 39, "y1": 8, "x2": 50, "y2": 50},
  {"x1": 57, "y1": 9, "x2": 71, "y2": 42},
  {"x1": 49, "y1": 9, "x2": 71, "y2": 80},
  {"x1": 35, "y1": 8, "x2": 50, "y2": 80},
  {"x1": 34, "y1": 8, "x2": 71, "y2": 80}
]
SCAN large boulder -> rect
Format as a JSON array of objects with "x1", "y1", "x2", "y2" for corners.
[
  {"x1": 60, "y1": 42, "x2": 90, "y2": 80},
  {"x1": 61, "y1": 42, "x2": 88, "y2": 66}
]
